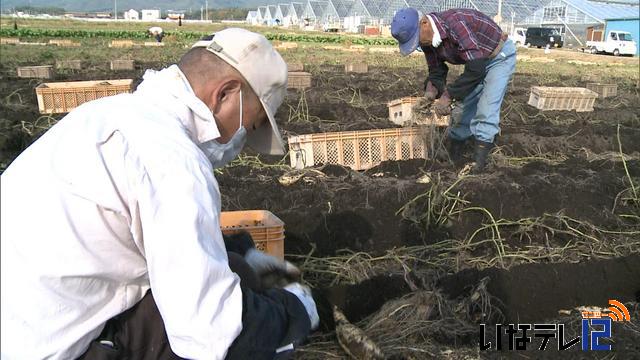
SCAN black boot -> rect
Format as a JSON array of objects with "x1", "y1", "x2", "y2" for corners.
[
  {"x1": 473, "y1": 140, "x2": 494, "y2": 173},
  {"x1": 447, "y1": 138, "x2": 466, "y2": 165}
]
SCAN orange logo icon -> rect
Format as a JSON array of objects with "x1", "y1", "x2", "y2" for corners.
[{"x1": 606, "y1": 300, "x2": 630, "y2": 322}]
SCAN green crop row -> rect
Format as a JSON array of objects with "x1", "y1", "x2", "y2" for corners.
[
  {"x1": 0, "y1": 28, "x2": 151, "y2": 39},
  {"x1": 0, "y1": 27, "x2": 397, "y2": 46}
]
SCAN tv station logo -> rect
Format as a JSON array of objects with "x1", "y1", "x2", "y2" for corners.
[{"x1": 479, "y1": 299, "x2": 631, "y2": 351}]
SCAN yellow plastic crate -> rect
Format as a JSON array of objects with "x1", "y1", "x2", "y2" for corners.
[
  {"x1": 109, "y1": 40, "x2": 135, "y2": 48},
  {"x1": 36, "y1": 79, "x2": 134, "y2": 114},
  {"x1": 220, "y1": 210, "x2": 285, "y2": 260}
]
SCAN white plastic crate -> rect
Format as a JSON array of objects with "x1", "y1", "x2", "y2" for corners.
[
  {"x1": 528, "y1": 87, "x2": 597, "y2": 112},
  {"x1": 586, "y1": 83, "x2": 617, "y2": 98},
  {"x1": 387, "y1": 97, "x2": 449, "y2": 127},
  {"x1": 288, "y1": 127, "x2": 429, "y2": 171},
  {"x1": 17, "y1": 65, "x2": 54, "y2": 79}
]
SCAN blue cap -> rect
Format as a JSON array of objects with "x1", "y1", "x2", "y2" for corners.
[{"x1": 391, "y1": 8, "x2": 420, "y2": 56}]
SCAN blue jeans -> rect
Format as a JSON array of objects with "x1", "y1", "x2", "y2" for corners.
[{"x1": 449, "y1": 39, "x2": 516, "y2": 143}]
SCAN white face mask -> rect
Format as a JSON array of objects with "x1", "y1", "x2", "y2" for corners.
[{"x1": 201, "y1": 90, "x2": 247, "y2": 169}]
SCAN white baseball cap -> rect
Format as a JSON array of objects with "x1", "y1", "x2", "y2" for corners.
[{"x1": 192, "y1": 28, "x2": 287, "y2": 155}]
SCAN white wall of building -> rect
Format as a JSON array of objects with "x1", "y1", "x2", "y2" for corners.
[
  {"x1": 141, "y1": 9, "x2": 161, "y2": 21},
  {"x1": 124, "y1": 9, "x2": 139, "y2": 20}
]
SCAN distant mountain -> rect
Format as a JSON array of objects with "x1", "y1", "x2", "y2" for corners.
[{"x1": 1, "y1": 0, "x2": 282, "y2": 12}]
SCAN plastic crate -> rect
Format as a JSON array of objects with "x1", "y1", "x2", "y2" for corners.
[
  {"x1": 527, "y1": 87, "x2": 597, "y2": 112},
  {"x1": 18, "y1": 41, "x2": 47, "y2": 46},
  {"x1": 48, "y1": 39, "x2": 80, "y2": 47},
  {"x1": 322, "y1": 45, "x2": 344, "y2": 51},
  {"x1": 581, "y1": 74, "x2": 601, "y2": 82},
  {"x1": 110, "y1": 60, "x2": 135, "y2": 71},
  {"x1": 288, "y1": 127, "x2": 429, "y2": 171},
  {"x1": 288, "y1": 72, "x2": 311, "y2": 90},
  {"x1": 56, "y1": 60, "x2": 84, "y2": 70},
  {"x1": 345, "y1": 62, "x2": 368, "y2": 73},
  {"x1": 274, "y1": 41, "x2": 298, "y2": 50},
  {"x1": 0, "y1": 37, "x2": 20, "y2": 45},
  {"x1": 17, "y1": 65, "x2": 54, "y2": 79},
  {"x1": 220, "y1": 210, "x2": 284, "y2": 260},
  {"x1": 36, "y1": 79, "x2": 134, "y2": 114},
  {"x1": 287, "y1": 62, "x2": 304, "y2": 72},
  {"x1": 387, "y1": 97, "x2": 449, "y2": 127},
  {"x1": 369, "y1": 47, "x2": 397, "y2": 54},
  {"x1": 586, "y1": 83, "x2": 617, "y2": 98},
  {"x1": 109, "y1": 40, "x2": 135, "y2": 48}
]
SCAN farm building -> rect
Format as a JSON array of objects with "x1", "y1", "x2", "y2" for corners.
[
  {"x1": 288, "y1": 2, "x2": 306, "y2": 26},
  {"x1": 257, "y1": 6, "x2": 268, "y2": 25},
  {"x1": 266, "y1": 5, "x2": 280, "y2": 25},
  {"x1": 141, "y1": 9, "x2": 161, "y2": 21},
  {"x1": 519, "y1": 0, "x2": 640, "y2": 46},
  {"x1": 318, "y1": 0, "x2": 348, "y2": 28},
  {"x1": 246, "y1": 10, "x2": 260, "y2": 25},
  {"x1": 302, "y1": 1, "x2": 331, "y2": 28},
  {"x1": 277, "y1": 4, "x2": 292, "y2": 26},
  {"x1": 123, "y1": 9, "x2": 139, "y2": 20},
  {"x1": 344, "y1": 0, "x2": 387, "y2": 28},
  {"x1": 251, "y1": 0, "x2": 570, "y2": 33}
]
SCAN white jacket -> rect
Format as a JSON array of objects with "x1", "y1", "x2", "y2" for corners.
[{"x1": 0, "y1": 65, "x2": 243, "y2": 359}]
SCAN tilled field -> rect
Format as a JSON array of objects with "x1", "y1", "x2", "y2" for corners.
[{"x1": 1, "y1": 60, "x2": 639, "y2": 358}]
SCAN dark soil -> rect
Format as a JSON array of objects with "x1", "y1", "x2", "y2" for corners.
[
  {"x1": 313, "y1": 273, "x2": 411, "y2": 331},
  {"x1": 438, "y1": 254, "x2": 640, "y2": 323}
]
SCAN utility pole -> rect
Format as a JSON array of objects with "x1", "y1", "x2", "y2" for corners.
[
  {"x1": 511, "y1": 12, "x2": 514, "y2": 35},
  {"x1": 494, "y1": 0, "x2": 503, "y2": 24},
  {"x1": 114, "y1": 0, "x2": 117, "y2": 20},
  {"x1": 205, "y1": 0, "x2": 208, "y2": 21}
]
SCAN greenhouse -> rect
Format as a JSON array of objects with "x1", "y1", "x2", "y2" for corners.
[{"x1": 249, "y1": 0, "x2": 636, "y2": 38}]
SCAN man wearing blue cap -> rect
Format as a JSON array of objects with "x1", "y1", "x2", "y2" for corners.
[{"x1": 391, "y1": 8, "x2": 516, "y2": 172}]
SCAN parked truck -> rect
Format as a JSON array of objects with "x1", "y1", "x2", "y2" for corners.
[
  {"x1": 586, "y1": 30, "x2": 637, "y2": 56},
  {"x1": 509, "y1": 27, "x2": 527, "y2": 46}
]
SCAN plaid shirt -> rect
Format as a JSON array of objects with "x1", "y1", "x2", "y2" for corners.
[{"x1": 422, "y1": 9, "x2": 503, "y2": 68}]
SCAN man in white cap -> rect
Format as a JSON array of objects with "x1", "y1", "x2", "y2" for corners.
[
  {"x1": 1, "y1": 28, "x2": 318, "y2": 360},
  {"x1": 148, "y1": 26, "x2": 164, "y2": 42}
]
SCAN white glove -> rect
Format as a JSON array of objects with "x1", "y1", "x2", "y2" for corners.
[
  {"x1": 244, "y1": 248, "x2": 301, "y2": 278},
  {"x1": 283, "y1": 282, "x2": 320, "y2": 331}
]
